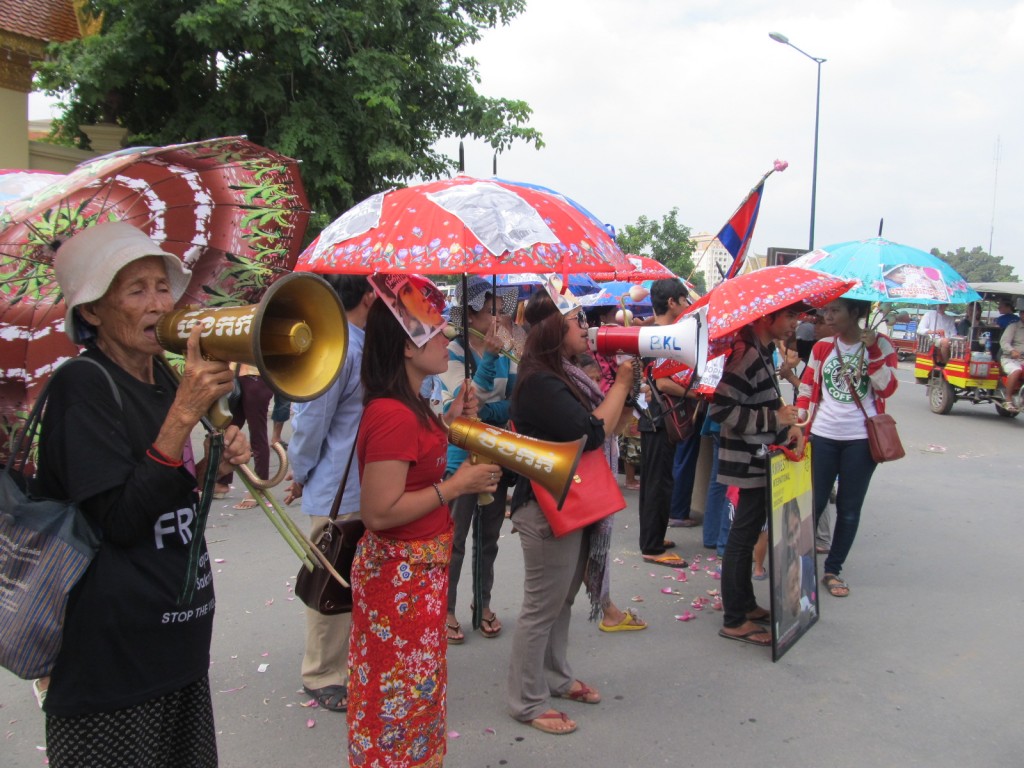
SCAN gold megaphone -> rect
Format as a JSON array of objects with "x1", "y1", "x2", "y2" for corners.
[
  {"x1": 155, "y1": 272, "x2": 349, "y2": 425},
  {"x1": 154, "y1": 273, "x2": 351, "y2": 587},
  {"x1": 447, "y1": 417, "x2": 585, "y2": 509}
]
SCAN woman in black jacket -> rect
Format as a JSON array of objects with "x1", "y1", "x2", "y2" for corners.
[{"x1": 505, "y1": 290, "x2": 633, "y2": 735}]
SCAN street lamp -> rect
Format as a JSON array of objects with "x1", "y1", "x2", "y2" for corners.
[{"x1": 769, "y1": 31, "x2": 826, "y2": 250}]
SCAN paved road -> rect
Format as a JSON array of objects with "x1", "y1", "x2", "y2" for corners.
[{"x1": 3, "y1": 362, "x2": 1021, "y2": 767}]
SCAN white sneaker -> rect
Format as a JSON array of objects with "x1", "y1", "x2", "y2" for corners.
[{"x1": 32, "y1": 679, "x2": 47, "y2": 709}]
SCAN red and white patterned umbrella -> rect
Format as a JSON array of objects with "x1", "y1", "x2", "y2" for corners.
[
  {"x1": 592, "y1": 254, "x2": 675, "y2": 282},
  {"x1": 295, "y1": 175, "x2": 630, "y2": 278}
]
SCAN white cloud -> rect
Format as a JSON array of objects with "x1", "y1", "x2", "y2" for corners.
[{"x1": 455, "y1": 0, "x2": 1024, "y2": 274}]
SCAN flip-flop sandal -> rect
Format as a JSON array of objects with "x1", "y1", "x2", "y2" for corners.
[
  {"x1": 718, "y1": 627, "x2": 772, "y2": 646},
  {"x1": 822, "y1": 574, "x2": 850, "y2": 597},
  {"x1": 746, "y1": 608, "x2": 771, "y2": 625},
  {"x1": 557, "y1": 680, "x2": 601, "y2": 704},
  {"x1": 446, "y1": 620, "x2": 465, "y2": 645},
  {"x1": 599, "y1": 608, "x2": 647, "y2": 632},
  {"x1": 642, "y1": 553, "x2": 688, "y2": 568},
  {"x1": 752, "y1": 570, "x2": 768, "y2": 581},
  {"x1": 479, "y1": 612, "x2": 502, "y2": 638},
  {"x1": 232, "y1": 498, "x2": 259, "y2": 510},
  {"x1": 302, "y1": 684, "x2": 347, "y2": 712},
  {"x1": 528, "y1": 710, "x2": 577, "y2": 735}
]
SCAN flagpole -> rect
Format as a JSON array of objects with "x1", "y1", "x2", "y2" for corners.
[{"x1": 687, "y1": 161, "x2": 786, "y2": 284}]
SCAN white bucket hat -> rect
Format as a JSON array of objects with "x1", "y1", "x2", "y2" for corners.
[{"x1": 55, "y1": 221, "x2": 192, "y2": 343}]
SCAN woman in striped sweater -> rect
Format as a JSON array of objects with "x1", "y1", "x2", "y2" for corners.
[{"x1": 796, "y1": 299, "x2": 898, "y2": 598}]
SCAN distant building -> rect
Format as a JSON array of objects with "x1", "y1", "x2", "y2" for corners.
[
  {"x1": 691, "y1": 232, "x2": 764, "y2": 290},
  {"x1": 691, "y1": 232, "x2": 729, "y2": 291},
  {"x1": 0, "y1": 0, "x2": 101, "y2": 170}
]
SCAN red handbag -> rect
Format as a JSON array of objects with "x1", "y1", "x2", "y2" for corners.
[{"x1": 531, "y1": 449, "x2": 626, "y2": 537}]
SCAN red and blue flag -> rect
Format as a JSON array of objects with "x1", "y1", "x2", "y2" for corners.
[{"x1": 716, "y1": 182, "x2": 764, "y2": 280}]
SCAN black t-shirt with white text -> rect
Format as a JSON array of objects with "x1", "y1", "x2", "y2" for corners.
[{"x1": 36, "y1": 349, "x2": 215, "y2": 717}]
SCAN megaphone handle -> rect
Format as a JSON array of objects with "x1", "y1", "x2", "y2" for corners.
[
  {"x1": 471, "y1": 453, "x2": 495, "y2": 506},
  {"x1": 207, "y1": 395, "x2": 234, "y2": 430}
]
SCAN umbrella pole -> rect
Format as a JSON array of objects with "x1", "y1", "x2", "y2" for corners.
[{"x1": 459, "y1": 273, "x2": 495, "y2": 509}]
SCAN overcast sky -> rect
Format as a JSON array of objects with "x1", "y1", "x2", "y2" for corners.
[
  {"x1": 28, "y1": 1, "x2": 1023, "y2": 277},
  {"x1": 450, "y1": 0, "x2": 1024, "y2": 276}
]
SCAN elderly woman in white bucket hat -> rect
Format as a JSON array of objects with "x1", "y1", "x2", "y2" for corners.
[{"x1": 34, "y1": 221, "x2": 250, "y2": 768}]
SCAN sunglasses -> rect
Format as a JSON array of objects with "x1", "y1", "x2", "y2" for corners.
[{"x1": 570, "y1": 312, "x2": 588, "y2": 329}]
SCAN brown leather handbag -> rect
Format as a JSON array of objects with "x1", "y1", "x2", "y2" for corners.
[{"x1": 294, "y1": 448, "x2": 365, "y2": 614}]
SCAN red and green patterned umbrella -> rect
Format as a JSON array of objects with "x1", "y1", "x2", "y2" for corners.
[
  {"x1": 294, "y1": 175, "x2": 630, "y2": 278},
  {"x1": 0, "y1": 136, "x2": 311, "y2": 454}
]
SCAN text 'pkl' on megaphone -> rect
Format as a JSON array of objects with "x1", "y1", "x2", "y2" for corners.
[{"x1": 588, "y1": 307, "x2": 708, "y2": 375}]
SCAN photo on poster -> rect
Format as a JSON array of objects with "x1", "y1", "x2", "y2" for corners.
[
  {"x1": 880, "y1": 263, "x2": 950, "y2": 302},
  {"x1": 767, "y1": 445, "x2": 819, "y2": 662},
  {"x1": 368, "y1": 273, "x2": 447, "y2": 347}
]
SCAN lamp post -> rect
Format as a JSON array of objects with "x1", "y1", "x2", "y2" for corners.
[{"x1": 769, "y1": 32, "x2": 826, "y2": 250}]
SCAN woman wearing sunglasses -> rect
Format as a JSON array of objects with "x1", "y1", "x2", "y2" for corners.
[{"x1": 505, "y1": 289, "x2": 635, "y2": 735}]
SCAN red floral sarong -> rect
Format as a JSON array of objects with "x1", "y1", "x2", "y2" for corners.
[{"x1": 347, "y1": 530, "x2": 453, "y2": 768}]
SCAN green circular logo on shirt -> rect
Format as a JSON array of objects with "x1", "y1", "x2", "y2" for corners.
[{"x1": 822, "y1": 352, "x2": 869, "y2": 403}]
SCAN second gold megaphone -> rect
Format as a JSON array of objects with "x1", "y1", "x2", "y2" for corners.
[{"x1": 447, "y1": 417, "x2": 585, "y2": 509}]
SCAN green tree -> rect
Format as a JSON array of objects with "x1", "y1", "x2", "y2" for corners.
[
  {"x1": 616, "y1": 207, "x2": 701, "y2": 290},
  {"x1": 930, "y1": 246, "x2": 1018, "y2": 283},
  {"x1": 36, "y1": 0, "x2": 543, "y2": 233}
]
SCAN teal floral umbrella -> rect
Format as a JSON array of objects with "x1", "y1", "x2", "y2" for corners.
[{"x1": 790, "y1": 238, "x2": 980, "y2": 305}]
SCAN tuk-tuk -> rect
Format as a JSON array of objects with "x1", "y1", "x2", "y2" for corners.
[
  {"x1": 887, "y1": 309, "x2": 923, "y2": 361},
  {"x1": 913, "y1": 282, "x2": 1024, "y2": 418}
]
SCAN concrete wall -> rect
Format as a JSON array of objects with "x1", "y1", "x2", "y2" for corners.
[
  {"x1": 29, "y1": 139, "x2": 93, "y2": 172},
  {"x1": 0, "y1": 88, "x2": 29, "y2": 168}
]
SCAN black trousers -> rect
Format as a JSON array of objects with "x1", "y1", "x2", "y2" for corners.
[
  {"x1": 721, "y1": 486, "x2": 767, "y2": 628},
  {"x1": 638, "y1": 428, "x2": 674, "y2": 554}
]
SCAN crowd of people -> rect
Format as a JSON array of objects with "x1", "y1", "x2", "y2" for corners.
[{"x1": 34, "y1": 230, "x2": 913, "y2": 767}]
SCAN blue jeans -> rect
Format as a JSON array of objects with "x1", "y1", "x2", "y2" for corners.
[
  {"x1": 810, "y1": 435, "x2": 877, "y2": 578},
  {"x1": 668, "y1": 432, "x2": 702, "y2": 521},
  {"x1": 701, "y1": 435, "x2": 731, "y2": 551}
]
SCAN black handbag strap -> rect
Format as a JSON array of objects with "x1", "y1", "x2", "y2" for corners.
[
  {"x1": 645, "y1": 370, "x2": 692, "y2": 421},
  {"x1": 328, "y1": 440, "x2": 358, "y2": 522},
  {"x1": 6, "y1": 356, "x2": 121, "y2": 476}
]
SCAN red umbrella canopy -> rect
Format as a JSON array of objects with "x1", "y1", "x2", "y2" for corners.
[
  {"x1": 0, "y1": 136, "x2": 311, "y2": 309},
  {"x1": 683, "y1": 265, "x2": 855, "y2": 356},
  {"x1": 648, "y1": 266, "x2": 854, "y2": 384},
  {"x1": 0, "y1": 301, "x2": 78, "y2": 437},
  {"x1": 593, "y1": 254, "x2": 675, "y2": 282},
  {"x1": 295, "y1": 175, "x2": 630, "y2": 277}
]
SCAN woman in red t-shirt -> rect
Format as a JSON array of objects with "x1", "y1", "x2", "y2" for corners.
[{"x1": 348, "y1": 284, "x2": 499, "y2": 768}]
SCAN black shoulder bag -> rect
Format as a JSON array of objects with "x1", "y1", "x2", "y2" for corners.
[{"x1": 293, "y1": 445, "x2": 366, "y2": 614}]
